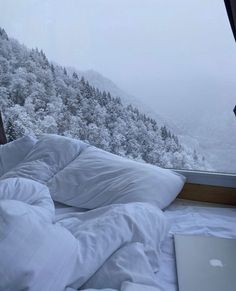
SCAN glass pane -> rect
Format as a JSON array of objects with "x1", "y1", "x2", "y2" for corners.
[{"x1": 0, "y1": 0, "x2": 235, "y2": 173}]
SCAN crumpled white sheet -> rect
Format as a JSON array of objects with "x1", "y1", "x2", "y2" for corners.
[
  {"x1": 154, "y1": 199, "x2": 236, "y2": 291},
  {"x1": 56, "y1": 199, "x2": 236, "y2": 291},
  {"x1": 0, "y1": 178, "x2": 167, "y2": 291},
  {"x1": 55, "y1": 202, "x2": 168, "y2": 290}
]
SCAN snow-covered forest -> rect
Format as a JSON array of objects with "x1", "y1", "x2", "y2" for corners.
[{"x1": 0, "y1": 28, "x2": 210, "y2": 170}]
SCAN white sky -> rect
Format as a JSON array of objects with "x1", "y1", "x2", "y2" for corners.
[{"x1": 0, "y1": 0, "x2": 235, "y2": 130}]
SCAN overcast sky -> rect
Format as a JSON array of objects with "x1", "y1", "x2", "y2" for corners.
[{"x1": 0, "y1": 0, "x2": 235, "y2": 130}]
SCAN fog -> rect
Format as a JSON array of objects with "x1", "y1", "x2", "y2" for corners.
[{"x1": 0, "y1": 0, "x2": 236, "y2": 171}]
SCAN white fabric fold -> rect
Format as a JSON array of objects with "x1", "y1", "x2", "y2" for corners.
[{"x1": 0, "y1": 178, "x2": 168, "y2": 291}]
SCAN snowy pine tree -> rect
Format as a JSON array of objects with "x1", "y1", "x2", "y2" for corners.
[{"x1": 0, "y1": 27, "x2": 212, "y2": 171}]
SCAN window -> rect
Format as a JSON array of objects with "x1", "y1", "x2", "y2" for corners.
[{"x1": 0, "y1": 0, "x2": 235, "y2": 174}]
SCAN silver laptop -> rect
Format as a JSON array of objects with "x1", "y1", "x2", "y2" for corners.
[{"x1": 174, "y1": 234, "x2": 236, "y2": 291}]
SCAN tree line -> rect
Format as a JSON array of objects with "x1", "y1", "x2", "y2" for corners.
[{"x1": 0, "y1": 27, "x2": 210, "y2": 170}]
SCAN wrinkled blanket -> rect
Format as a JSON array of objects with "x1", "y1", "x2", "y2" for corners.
[
  {"x1": 0, "y1": 135, "x2": 173, "y2": 290},
  {"x1": 0, "y1": 177, "x2": 167, "y2": 291}
]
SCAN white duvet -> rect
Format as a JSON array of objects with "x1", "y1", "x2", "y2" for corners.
[
  {"x1": 0, "y1": 177, "x2": 167, "y2": 291},
  {"x1": 0, "y1": 134, "x2": 186, "y2": 291}
]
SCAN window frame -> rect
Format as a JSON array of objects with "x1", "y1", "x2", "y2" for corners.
[{"x1": 176, "y1": 169, "x2": 236, "y2": 188}]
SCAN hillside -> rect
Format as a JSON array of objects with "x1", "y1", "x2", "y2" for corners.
[
  {"x1": 67, "y1": 67, "x2": 183, "y2": 135},
  {"x1": 0, "y1": 27, "x2": 210, "y2": 170}
]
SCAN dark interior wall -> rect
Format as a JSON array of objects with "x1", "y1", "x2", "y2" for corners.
[
  {"x1": 0, "y1": 111, "x2": 7, "y2": 144},
  {"x1": 224, "y1": 0, "x2": 236, "y2": 41}
]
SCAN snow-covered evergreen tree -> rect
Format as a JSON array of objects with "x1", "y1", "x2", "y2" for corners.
[{"x1": 0, "y1": 27, "x2": 212, "y2": 171}]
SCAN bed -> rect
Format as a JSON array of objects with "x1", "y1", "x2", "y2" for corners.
[
  {"x1": 54, "y1": 199, "x2": 236, "y2": 291},
  {"x1": 0, "y1": 134, "x2": 235, "y2": 291}
]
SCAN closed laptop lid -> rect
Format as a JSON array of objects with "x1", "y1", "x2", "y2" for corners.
[{"x1": 174, "y1": 234, "x2": 236, "y2": 291}]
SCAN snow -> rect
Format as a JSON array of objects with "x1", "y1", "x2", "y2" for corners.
[{"x1": 0, "y1": 28, "x2": 211, "y2": 171}]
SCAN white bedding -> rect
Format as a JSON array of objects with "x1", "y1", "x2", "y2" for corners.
[
  {"x1": 0, "y1": 177, "x2": 168, "y2": 291},
  {"x1": 0, "y1": 135, "x2": 235, "y2": 291},
  {"x1": 56, "y1": 203, "x2": 167, "y2": 290},
  {"x1": 54, "y1": 199, "x2": 236, "y2": 291},
  {"x1": 1, "y1": 180, "x2": 235, "y2": 291},
  {"x1": 2, "y1": 134, "x2": 185, "y2": 210},
  {"x1": 155, "y1": 199, "x2": 236, "y2": 291}
]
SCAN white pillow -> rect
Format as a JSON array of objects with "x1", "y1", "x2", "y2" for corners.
[
  {"x1": 1, "y1": 134, "x2": 185, "y2": 209},
  {"x1": 0, "y1": 136, "x2": 37, "y2": 176},
  {"x1": 48, "y1": 146, "x2": 186, "y2": 209},
  {"x1": 1, "y1": 134, "x2": 88, "y2": 183}
]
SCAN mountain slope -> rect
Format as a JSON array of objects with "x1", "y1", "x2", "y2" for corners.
[
  {"x1": 67, "y1": 68, "x2": 183, "y2": 134},
  {"x1": 0, "y1": 27, "x2": 210, "y2": 170}
]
